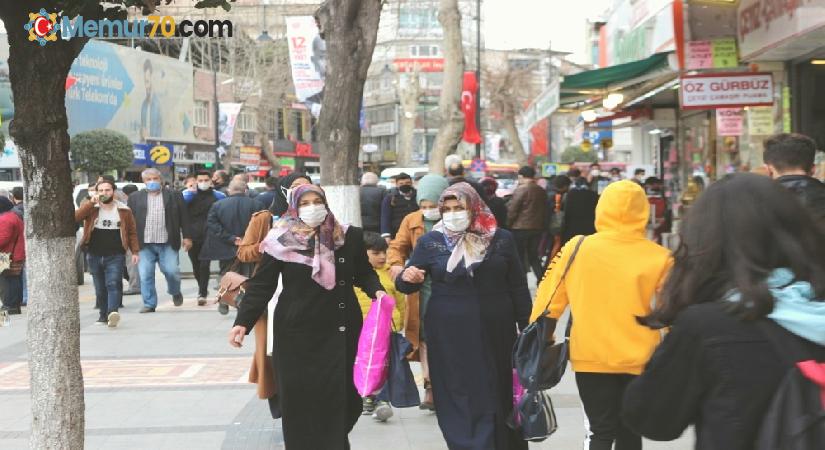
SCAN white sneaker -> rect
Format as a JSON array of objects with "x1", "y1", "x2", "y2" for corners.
[
  {"x1": 372, "y1": 402, "x2": 393, "y2": 422},
  {"x1": 107, "y1": 311, "x2": 121, "y2": 328}
]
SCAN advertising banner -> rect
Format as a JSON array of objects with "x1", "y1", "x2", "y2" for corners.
[
  {"x1": 747, "y1": 107, "x2": 775, "y2": 136},
  {"x1": 603, "y1": 0, "x2": 675, "y2": 66},
  {"x1": 66, "y1": 40, "x2": 195, "y2": 143},
  {"x1": 679, "y1": 72, "x2": 773, "y2": 110},
  {"x1": 739, "y1": 0, "x2": 825, "y2": 60},
  {"x1": 285, "y1": 16, "x2": 325, "y2": 104},
  {"x1": 716, "y1": 108, "x2": 744, "y2": 136},
  {"x1": 239, "y1": 146, "x2": 261, "y2": 166},
  {"x1": 686, "y1": 38, "x2": 738, "y2": 70},
  {"x1": 393, "y1": 58, "x2": 444, "y2": 73},
  {"x1": 522, "y1": 79, "x2": 560, "y2": 131},
  {"x1": 218, "y1": 103, "x2": 242, "y2": 147}
]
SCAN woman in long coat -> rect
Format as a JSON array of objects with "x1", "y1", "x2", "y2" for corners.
[
  {"x1": 396, "y1": 182, "x2": 531, "y2": 450},
  {"x1": 229, "y1": 184, "x2": 384, "y2": 449}
]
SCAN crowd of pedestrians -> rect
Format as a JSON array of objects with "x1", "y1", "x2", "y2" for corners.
[{"x1": 2, "y1": 131, "x2": 824, "y2": 449}]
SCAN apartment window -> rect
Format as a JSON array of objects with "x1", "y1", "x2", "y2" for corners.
[
  {"x1": 237, "y1": 111, "x2": 256, "y2": 132},
  {"x1": 276, "y1": 109, "x2": 285, "y2": 140},
  {"x1": 409, "y1": 45, "x2": 440, "y2": 58},
  {"x1": 194, "y1": 100, "x2": 209, "y2": 127}
]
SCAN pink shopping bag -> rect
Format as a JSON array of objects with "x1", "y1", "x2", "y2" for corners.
[
  {"x1": 353, "y1": 294, "x2": 396, "y2": 397},
  {"x1": 512, "y1": 369, "x2": 525, "y2": 426}
]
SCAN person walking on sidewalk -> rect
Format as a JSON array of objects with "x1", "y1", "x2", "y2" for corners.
[
  {"x1": 530, "y1": 180, "x2": 672, "y2": 450},
  {"x1": 622, "y1": 173, "x2": 825, "y2": 449},
  {"x1": 0, "y1": 197, "x2": 24, "y2": 316},
  {"x1": 380, "y1": 172, "x2": 418, "y2": 241},
  {"x1": 183, "y1": 170, "x2": 226, "y2": 305},
  {"x1": 355, "y1": 231, "x2": 406, "y2": 421},
  {"x1": 387, "y1": 173, "x2": 449, "y2": 411},
  {"x1": 128, "y1": 168, "x2": 192, "y2": 313},
  {"x1": 507, "y1": 165, "x2": 548, "y2": 279},
  {"x1": 396, "y1": 182, "x2": 531, "y2": 450},
  {"x1": 75, "y1": 180, "x2": 140, "y2": 327},
  {"x1": 228, "y1": 184, "x2": 385, "y2": 450},
  {"x1": 360, "y1": 172, "x2": 385, "y2": 234},
  {"x1": 763, "y1": 132, "x2": 825, "y2": 227},
  {"x1": 121, "y1": 184, "x2": 141, "y2": 296},
  {"x1": 10, "y1": 187, "x2": 27, "y2": 306},
  {"x1": 200, "y1": 179, "x2": 263, "y2": 314}
]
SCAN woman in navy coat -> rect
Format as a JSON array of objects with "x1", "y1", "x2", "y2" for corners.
[{"x1": 397, "y1": 182, "x2": 531, "y2": 450}]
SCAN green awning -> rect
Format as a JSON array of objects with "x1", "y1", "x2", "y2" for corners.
[{"x1": 561, "y1": 53, "x2": 670, "y2": 92}]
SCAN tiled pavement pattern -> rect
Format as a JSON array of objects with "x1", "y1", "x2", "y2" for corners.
[{"x1": 0, "y1": 271, "x2": 694, "y2": 449}]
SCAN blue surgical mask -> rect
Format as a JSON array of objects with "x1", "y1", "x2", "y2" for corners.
[{"x1": 146, "y1": 181, "x2": 161, "y2": 192}]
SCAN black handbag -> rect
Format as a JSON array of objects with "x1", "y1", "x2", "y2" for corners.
[
  {"x1": 513, "y1": 236, "x2": 585, "y2": 391},
  {"x1": 515, "y1": 389, "x2": 558, "y2": 442}
]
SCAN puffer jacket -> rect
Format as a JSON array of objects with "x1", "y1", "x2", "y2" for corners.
[
  {"x1": 360, "y1": 184, "x2": 385, "y2": 233},
  {"x1": 777, "y1": 175, "x2": 825, "y2": 227}
]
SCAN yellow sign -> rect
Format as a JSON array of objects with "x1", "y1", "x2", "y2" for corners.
[
  {"x1": 581, "y1": 139, "x2": 592, "y2": 152},
  {"x1": 600, "y1": 138, "x2": 613, "y2": 149},
  {"x1": 149, "y1": 144, "x2": 172, "y2": 165}
]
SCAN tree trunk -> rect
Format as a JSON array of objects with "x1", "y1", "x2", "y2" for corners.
[
  {"x1": 315, "y1": 0, "x2": 382, "y2": 226},
  {"x1": 504, "y1": 115, "x2": 529, "y2": 167},
  {"x1": 428, "y1": 0, "x2": 465, "y2": 175},
  {"x1": 0, "y1": 5, "x2": 88, "y2": 449},
  {"x1": 396, "y1": 66, "x2": 421, "y2": 167}
]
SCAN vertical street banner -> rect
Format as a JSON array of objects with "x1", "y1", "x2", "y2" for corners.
[
  {"x1": 218, "y1": 103, "x2": 242, "y2": 147},
  {"x1": 461, "y1": 72, "x2": 481, "y2": 144},
  {"x1": 285, "y1": 16, "x2": 325, "y2": 114},
  {"x1": 65, "y1": 40, "x2": 195, "y2": 143}
]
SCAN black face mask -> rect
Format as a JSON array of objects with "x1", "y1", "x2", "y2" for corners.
[{"x1": 398, "y1": 184, "x2": 413, "y2": 194}]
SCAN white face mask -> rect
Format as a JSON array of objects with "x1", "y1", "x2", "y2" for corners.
[
  {"x1": 197, "y1": 182, "x2": 211, "y2": 191},
  {"x1": 442, "y1": 210, "x2": 470, "y2": 232},
  {"x1": 590, "y1": 170, "x2": 601, "y2": 178},
  {"x1": 299, "y1": 204, "x2": 328, "y2": 228},
  {"x1": 422, "y1": 208, "x2": 441, "y2": 221}
]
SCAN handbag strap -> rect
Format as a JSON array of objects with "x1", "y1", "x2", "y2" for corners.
[{"x1": 538, "y1": 235, "x2": 585, "y2": 318}]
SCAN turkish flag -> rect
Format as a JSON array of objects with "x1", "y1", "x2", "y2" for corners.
[{"x1": 461, "y1": 72, "x2": 481, "y2": 144}]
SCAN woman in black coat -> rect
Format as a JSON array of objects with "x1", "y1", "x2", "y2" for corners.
[
  {"x1": 396, "y1": 182, "x2": 531, "y2": 450},
  {"x1": 229, "y1": 184, "x2": 385, "y2": 450}
]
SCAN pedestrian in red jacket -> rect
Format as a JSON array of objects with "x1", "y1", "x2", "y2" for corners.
[{"x1": 0, "y1": 197, "x2": 25, "y2": 315}]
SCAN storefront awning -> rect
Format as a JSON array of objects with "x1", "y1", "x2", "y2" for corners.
[{"x1": 561, "y1": 53, "x2": 671, "y2": 94}]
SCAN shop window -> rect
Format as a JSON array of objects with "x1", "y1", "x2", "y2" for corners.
[{"x1": 194, "y1": 100, "x2": 209, "y2": 127}]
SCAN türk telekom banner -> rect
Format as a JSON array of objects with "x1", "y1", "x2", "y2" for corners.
[
  {"x1": 285, "y1": 16, "x2": 325, "y2": 110},
  {"x1": 679, "y1": 72, "x2": 773, "y2": 110}
]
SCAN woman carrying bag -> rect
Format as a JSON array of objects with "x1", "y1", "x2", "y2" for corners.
[
  {"x1": 228, "y1": 184, "x2": 385, "y2": 450},
  {"x1": 396, "y1": 182, "x2": 531, "y2": 450},
  {"x1": 530, "y1": 180, "x2": 672, "y2": 450}
]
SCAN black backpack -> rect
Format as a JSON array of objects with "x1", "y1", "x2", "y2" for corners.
[{"x1": 755, "y1": 321, "x2": 825, "y2": 450}]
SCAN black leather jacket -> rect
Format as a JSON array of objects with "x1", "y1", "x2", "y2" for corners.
[{"x1": 777, "y1": 175, "x2": 825, "y2": 226}]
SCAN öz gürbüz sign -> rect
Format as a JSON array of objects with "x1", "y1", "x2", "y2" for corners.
[{"x1": 679, "y1": 72, "x2": 774, "y2": 110}]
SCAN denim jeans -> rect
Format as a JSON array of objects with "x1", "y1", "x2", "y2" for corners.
[
  {"x1": 20, "y1": 265, "x2": 27, "y2": 306},
  {"x1": 0, "y1": 273, "x2": 22, "y2": 309},
  {"x1": 138, "y1": 244, "x2": 182, "y2": 309},
  {"x1": 87, "y1": 253, "x2": 125, "y2": 319}
]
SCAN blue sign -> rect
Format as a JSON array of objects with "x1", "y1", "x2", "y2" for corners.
[{"x1": 133, "y1": 143, "x2": 148, "y2": 165}]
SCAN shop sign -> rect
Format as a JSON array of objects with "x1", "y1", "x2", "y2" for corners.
[
  {"x1": 522, "y1": 79, "x2": 560, "y2": 131},
  {"x1": 295, "y1": 142, "x2": 313, "y2": 156},
  {"x1": 278, "y1": 157, "x2": 296, "y2": 169},
  {"x1": 362, "y1": 143, "x2": 379, "y2": 153},
  {"x1": 747, "y1": 106, "x2": 775, "y2": 135},
  {"x1": 686, "y1": 38, "x2": 738, "y2": 70},
  {"x1": 603, "y1": 0, "x2": 675, "y2": 65},
  {"x1": 173, "y1": 148, "x2": 216, "y2": 164},
  {"x1": 383, "y1": 150, "x2": 397, "y2": 161},
  {"x1": 239, "y1": 146, "x2": 261, "y2": 165},
  {"x1": 369, "y1": 122, "x2": 396, "y2": 137},
  {"x1": 680, "y1": 72, "x2": 773, "y2": 110},
  {"x1": 782, "y1": 86, "x2": 791, "y2": 133},
  {"x1": 738, "y1": 0, "x2": 825, "y2": 60},
  {"x1": 716, "y1": 108, "x2": 744, "y2": 136},
  {"x1": 133, "y1": 144, "x2": 148, "y2": 165},
  {"x1": 148, "y1": 143, "x2": 173, "y2": 166},
  {"x1": 393, "y1": 58, "x2": 444, "y2": 73}
]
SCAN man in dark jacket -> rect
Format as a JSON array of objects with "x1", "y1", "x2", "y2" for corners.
[
  {"x1": 561, "y1": 177, "x2": 598, "y2": 246},
  {"x1": 380, "y1": 172, "x2": 418, "y2": 241},
  {"x1": 183, "y1": 170, "x2": 226, "y2": 305},
  {"x1": 763, "y1": 132, "x2": 825, "y2": 227},
  {"x1": 127, "y1": 168, "x2": 192, "y2": 313},
  {"x1": 255, "y1": 177, "x2": 279, "y2": 211},
  {"x1": 507, "y1": 166, "x2": 548, "y2": 278},
  {"x1": 479, "y1": 177, "x2": 508, "y2": 229},
  {"x1": 360, "y1": 172, "x2": 385, "y2": 234},
  {"x1": 199, "y1": 179, "x2": 263, "y2": 314}
]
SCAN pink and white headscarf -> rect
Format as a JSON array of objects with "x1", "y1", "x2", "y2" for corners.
[
  {"x1": 260, "y1": 184, "x2": 348, "y2": 290},
  {"x1": 433, "y1": 182, "x2": 498, "y2": 275}
]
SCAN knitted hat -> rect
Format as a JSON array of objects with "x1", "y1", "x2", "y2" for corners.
[{"x1": 416, "y1": 174, "x2": 449, "y2": 205}]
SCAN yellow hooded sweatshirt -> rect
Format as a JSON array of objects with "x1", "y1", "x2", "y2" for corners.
[{"x1": 531, "y1": 180, "x2": 673, "y2": 375}]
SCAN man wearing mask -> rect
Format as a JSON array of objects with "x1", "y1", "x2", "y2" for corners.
[
  {"x1": 380, "y1": 172, "x2": 418, "y2": 242},
  {"x1": 360, "y1": 172, "x2": 385, "y2": 234},
  {"x1": 128, "y1": 168, "x2": 193, "y2": 313},
  {"x1": 183, "y1": 171, "x2": 226, "y2": 305},
  {"x1": 507, "y1": 166, "x2": 548, "y2": 279},
  {"x1": 199, "y1": 179, "x2": 263, "y2": 314},
  {"x1": 587, "y1": 163, "x2": 609, "y2": 195},
  {"x1": 212, "y1": 170, "x2": 230, "y2": 194},
  {"x1": 255, "y1": 177, "x2": 280, "y2": 211},
  {"x1": 763, "y1": 132, "x2": 825, "y2": 227},
  {"x1": 76, "y1": 180, "x2": 140, "y2": 327},
  {"x1": 632, "y1": 168, "x2": 646, "y2": 185}
]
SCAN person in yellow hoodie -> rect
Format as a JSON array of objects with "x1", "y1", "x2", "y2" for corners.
[
  {"x1": 355, "y1": 231, "x2": 406, "y2": 422},
  {"x1": 531, "y1": 180, "x2": 672, "y2": 450}
]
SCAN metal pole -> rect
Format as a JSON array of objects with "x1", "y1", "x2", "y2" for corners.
[
  {"x1": 213, "y1": 44, "x2": 222, "y2": 169},
  {"x1": 547, "y1": 41, "x2": 553, "y2": 162},
  {"x1": 475, "y1": 0, "x2": 482, "y2": 159}
]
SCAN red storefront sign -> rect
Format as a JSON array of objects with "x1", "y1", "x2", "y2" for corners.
[
  {"x1": 679, "y1": 72, "x2": 774, "y2": 110},
  {"x1": 392, "y1": 58, "x2": 445, "y2": 73}
]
